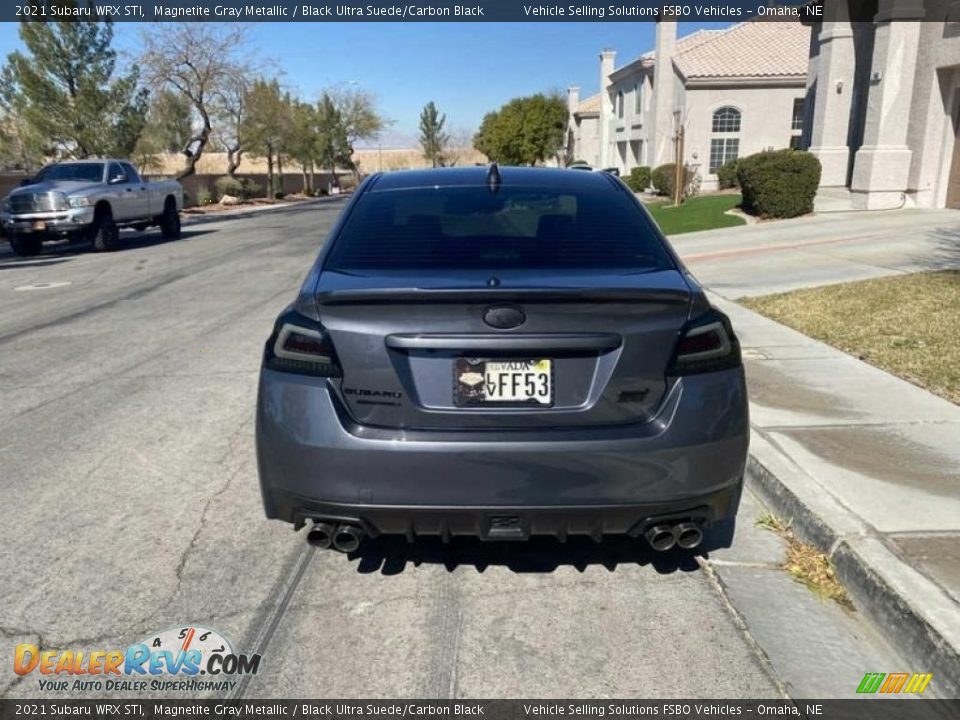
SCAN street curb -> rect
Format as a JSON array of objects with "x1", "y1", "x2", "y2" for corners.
[
  {"x1": 181, "y1": 195, "x2": 348, "y2": 227},
  {"x1": 746, "y1": 430, "x2": 960, "y2": 697}
]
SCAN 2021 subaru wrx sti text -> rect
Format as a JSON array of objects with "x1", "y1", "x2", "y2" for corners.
[{"x1": 256, "y1": 166, "x2": 748, "y2": 553}]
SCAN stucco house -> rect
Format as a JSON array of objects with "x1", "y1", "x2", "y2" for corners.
[
  {"x1": 805, "y1": 2, "x2": 960, "y2": 209},
  {"x1": 566, "y1": 21, "x2": 810, "y2": 191}
]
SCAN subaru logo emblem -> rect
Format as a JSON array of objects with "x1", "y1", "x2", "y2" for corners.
[{"x1": 483, "y1": 306, "x2": 525, "y2": 330}]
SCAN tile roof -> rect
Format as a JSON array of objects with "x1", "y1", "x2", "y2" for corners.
[
  {"x1": 672, "y1": 21, "x2": 810, "y2": 79},
  {"x1": 577, "y1": 93, "x2": 601, "y2": 114},
  {"x1": 641, "y1": 28, "x2": 725, "y2": 61}
]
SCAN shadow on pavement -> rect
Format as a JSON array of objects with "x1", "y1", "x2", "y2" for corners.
[
  {"x1": 117, "y1": 228, "x2": 214, "y2": 252},
  {"x1": 0, "y1": 256, "x2": 73, "y2": 270},
  {"x1": 916, "y1": 226, "x2": 960, "y2": 272},
  {"x1": 343, "y1": 522, "x2": 736, "y2": 575},
  {"x1": 0, "y1": 228, "x2": 215, "y2": 263}
]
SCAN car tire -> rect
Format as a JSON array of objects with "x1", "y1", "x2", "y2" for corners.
[
  {"x1": 91, "y1": 214, "x2": 119, "y2": 252},
  {"x1": 159, "y1": 200, "x2": 181, "y2": 239},
  {"x1": 10, "y1": 235, "x2": 42, "y2": 257}
]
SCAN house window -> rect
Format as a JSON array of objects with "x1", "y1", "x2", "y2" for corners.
[
  {"x1": 710, "y1": 139, "x2": 740, "y2": 174},
  {"x1": 712, "y1": 106, "x2": 741, "y2": 133},
  {"x1": 791, "y1": 98, "x2": 804, "y2": 131},
  {"x1": 617, "y1": 91, "x2": 624, "y2": 120},
  {"x1": 710, "y1": 106, "x2": 741, "y2": 173},
  {"x1": 790, "y1": 97, "x2": 805, "y2": 149},
  {"x1": 634, "y1": 83, "x2": 643, "y2": 115}
]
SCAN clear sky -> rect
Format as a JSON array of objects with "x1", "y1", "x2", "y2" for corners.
[{"x1": 0, "y1": 21, "x2": 734, "y2": 147}]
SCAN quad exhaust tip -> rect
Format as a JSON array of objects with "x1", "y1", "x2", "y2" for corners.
[
  {"x1": 645, "y1": 521, "x2": 704, "y2": 552},
  {"x1": 332, "y1": 524, "x2": 364, "y2": 553},
  {"x1": 306, "y1": 522, "x2": 335, "y2": 549},
  {"x1": 307, "y1": 522, "x2": 365, "y2": 552},
  {"x1": 645, "y1": 525, "x2": 677, "y2": 552},
  {"x1": 675, "y1": 522, "x2": 703, "y2": 550}
]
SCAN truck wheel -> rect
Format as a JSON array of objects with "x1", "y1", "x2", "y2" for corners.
[
  {"x1": 159, "y1": 200, "x2": 181, "y2": 239},
  {"x1": 91, "y1": 214, "x2": 119, "y2": 252},
  {"x1": 10, "y1": 235, "x2": 42, "y2": 257}
]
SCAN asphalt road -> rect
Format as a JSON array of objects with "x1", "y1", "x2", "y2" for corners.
[{"x1": 0, "y1": 201, "x2": 909, "y2": 699}]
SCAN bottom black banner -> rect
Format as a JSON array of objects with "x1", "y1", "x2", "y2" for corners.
[{"x1": 1, "y1": 700, "x2": 958, "y2": 720}]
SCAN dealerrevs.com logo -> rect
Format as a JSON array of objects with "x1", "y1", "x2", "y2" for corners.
[{"x1": 13, "y1": 625, "x2": 261, "y2": 693}]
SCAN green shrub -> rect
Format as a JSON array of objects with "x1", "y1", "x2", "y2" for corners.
[
  {"x1": 625, "y1": 166, "x2": 652, "y2": 193},
  {"x1": 651, "y1": 163, "x2": 693, "y2": 199},
  {"x1": 196, "y1": 185, "x2": 213, "y2": 205},
  {"x1": 737, "y1": 150, "x2": 821, "y2": 218},
  {"x1": 240, "y1": 179, "x2": 262, "y2": 199},
  {"x1": 716, "y1": 159, "x2": 740, "y2": 190},
  {"x1": 214, "y1": 176, "x2": 244, "y2": 200}
]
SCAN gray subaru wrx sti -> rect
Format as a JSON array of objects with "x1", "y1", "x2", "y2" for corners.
[{"x1": 256, "y1": 166, "x2": 748, "y2": 553}]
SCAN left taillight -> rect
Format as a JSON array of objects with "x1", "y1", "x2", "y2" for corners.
[
  {"x1": 263, "y1": 309, "x2": 342, "y2": 377},
  {"x1": 666, "y1": 309, "x2": 741, "y2": 376}
]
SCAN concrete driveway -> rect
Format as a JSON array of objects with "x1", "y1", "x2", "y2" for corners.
[
  {"x1": 0, "y1": 203, "x2": 909, "y2": 699},
  {"x1": 671, "y1": 208, "x2": 960, "y2": 298}
]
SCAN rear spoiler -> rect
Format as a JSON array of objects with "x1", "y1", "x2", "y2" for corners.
[{"x1": 316, "y1": 287, "x2": 690, "y2": 306}]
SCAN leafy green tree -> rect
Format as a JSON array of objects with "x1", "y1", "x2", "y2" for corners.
[
  {"x1": 473, "y1": 93, "x2": 567, "y2": 166},
  {"x1": 419, "y1": 101, "x2": 449, "y2": 168},
  {"x1": 288, "y1": 100, "x2": 318, "y2": 193},
  {"x1": 315, "y1": 93, "x2": 352, "y2": 189},
  {"x1": 132, "y1": 89, "x2": 193, "y2": 173},
  {"x1": 2, "y1": 19, "x2": 147, "y2": 159},
  {"x1": 241, "y1": 79, "x2": 290, "y2": 197},
  {"x1": 0, "y1": 64, "x2": 44, "y2": 171},
  {"x1": 330, "y1": 85, "x2": 387, "y2": 150}
]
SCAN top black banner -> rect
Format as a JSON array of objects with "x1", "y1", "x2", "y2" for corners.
[{"x1": 5, "y1": 0, "x2": 958, "y2": 23}]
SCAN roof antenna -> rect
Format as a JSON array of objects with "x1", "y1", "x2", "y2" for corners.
[{"x1": 486, "y1": 162, "x2": 501, "y2": 194}]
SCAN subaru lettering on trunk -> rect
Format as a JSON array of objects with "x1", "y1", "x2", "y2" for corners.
[{"x1": 255, "y1": 165, "x2": 748, "y2": 553}]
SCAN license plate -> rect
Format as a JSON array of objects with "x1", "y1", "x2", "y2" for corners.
[
  {"x1": 32, "y1": 220, "x2": 46, "y2": 231},
  {"x1": 454, "y1": 358, "x2": 553, "y2": 406}
]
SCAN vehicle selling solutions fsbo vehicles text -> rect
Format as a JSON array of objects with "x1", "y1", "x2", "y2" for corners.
[{"x1": 522, "y1": 4, "x2": 744, "y2": 17}]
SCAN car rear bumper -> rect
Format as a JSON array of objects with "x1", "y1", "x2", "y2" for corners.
[{"x1": 256, "y1": 367, "x2": 749, "y2": 538}]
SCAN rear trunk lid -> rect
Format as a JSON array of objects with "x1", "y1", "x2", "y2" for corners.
[{"x1": 316, "y1": 269, "x2": 692, "y2": 430}]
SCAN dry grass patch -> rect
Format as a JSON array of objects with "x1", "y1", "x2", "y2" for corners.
[
  {"x1": 740, "y1": 271, "x2": 960, "y2": 405},
  {"x1": 756, "y1": 514, "x2": 853, "y2": 610}
]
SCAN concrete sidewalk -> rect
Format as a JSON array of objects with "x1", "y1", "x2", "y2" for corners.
[
  {"x1": 711, "y1": 294, "x2": 960, "y2": 696},
  {"x1": 673, "y1": 207, "x2": 960, "y2": 298}
]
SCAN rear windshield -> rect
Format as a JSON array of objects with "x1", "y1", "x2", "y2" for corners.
[
  {"x1": 34, "y1": 163, "x2": 105, "y2": 183},
  {"x1": 324, "y1": 186, "x2": 674, "y2": 272}
]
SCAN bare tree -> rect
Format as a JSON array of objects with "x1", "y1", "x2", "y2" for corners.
[
  {"x1": 213, "y1": 73, "x2": 250, "y2": 179},
  {"x1": 139, "y1": 23, "x2": 250, "y2": 179}
]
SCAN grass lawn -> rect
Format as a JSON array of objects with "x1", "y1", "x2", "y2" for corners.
[
  {"x1": 740, "y1": 271, "x2": 960, "y2": 405},
  {"x1": 646, "y1": 193, "x2": 745, "y2": 235}
]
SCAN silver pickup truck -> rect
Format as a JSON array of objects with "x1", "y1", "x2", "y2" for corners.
[{"x1": 1, "y1": 159, "x2": 183, "y2": 256}]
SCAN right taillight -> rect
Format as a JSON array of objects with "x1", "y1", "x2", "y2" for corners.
[
  {"x1": 667, "y1": 309, "x2": 741, "y2": 376},
  {"x1": 263, "y1": 309, "x2": 342, "y2": 377}
]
